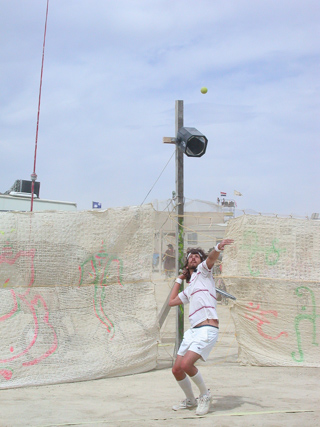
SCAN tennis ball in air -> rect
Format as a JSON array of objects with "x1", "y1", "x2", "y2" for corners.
[{"x1": 200, "y1": 87, "x2": 208, "y2": 94}]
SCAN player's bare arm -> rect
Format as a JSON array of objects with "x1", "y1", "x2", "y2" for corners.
[
  {"x1": 169, "y1": 271, "x2": 187, "y2": 307},
  {"x1": 205, "y1": 239, "x2": 234, "y2": 270}
]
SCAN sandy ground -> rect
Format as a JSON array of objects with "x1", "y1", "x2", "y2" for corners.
[{"x1": 0, "y1": 275, "x2": 319, "y2": 427}]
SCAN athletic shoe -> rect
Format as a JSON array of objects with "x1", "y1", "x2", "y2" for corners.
[
  {"x1": 195, "y1": 389, "x2": 212, "y2": 416},
  {"x1": 172, "y1": 398, "x2": 197, "y2": 411}
]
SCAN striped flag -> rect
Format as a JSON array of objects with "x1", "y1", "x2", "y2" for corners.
[{"x1": 220, "y1": 192, "x2": 227, "y2": 197}]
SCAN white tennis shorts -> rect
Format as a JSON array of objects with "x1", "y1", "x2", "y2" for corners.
[{"x1": 177, "y1": 325, "x2": 219, "y2": 361}]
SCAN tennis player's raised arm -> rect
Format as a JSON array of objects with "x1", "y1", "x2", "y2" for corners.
[
  {"x1": 169, "y1": 274, "x2": 186, "y2": 306},
  {"x1": 206, "y1": 239, "x2": 234, "y2": 270}
]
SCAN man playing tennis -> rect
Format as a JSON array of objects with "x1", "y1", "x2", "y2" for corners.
[{"x1": 169, "y1": 239, "x2": 234, "y2": 416}]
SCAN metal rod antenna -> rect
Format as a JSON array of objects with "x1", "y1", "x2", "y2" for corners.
[{"x1": 31, "y1": 0, "x2": 49, "y2": 212}]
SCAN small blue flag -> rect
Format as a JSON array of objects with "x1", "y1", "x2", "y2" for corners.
[{"x1": 92, "y1": 201, "x2": 102, "y2": 209}]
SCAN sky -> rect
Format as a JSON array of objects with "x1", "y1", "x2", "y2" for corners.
[{"x1": 0, "y1": 0, "x2": 319, "y2": 216}]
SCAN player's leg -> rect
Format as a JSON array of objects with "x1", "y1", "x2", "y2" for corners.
[
  {"x1": 188, "y1": 326, "x2": 219, "y2": 415},
  {"x1": 179, "y1": 349, "x2": 201, "y2": 377},
  {"x1": 179, "y1": 350, "x2": 209, "y2": 397},
  {"x1": 172, "y1": 354, "x2": 197, "y2": 410}
]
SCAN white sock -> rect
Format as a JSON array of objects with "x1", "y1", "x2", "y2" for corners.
[
  {"x1": 177, "y1": 376, "x2": 196, "y2": 401},
  {"x1": 190, "y1": 370, "x2": 208, "y2": 396}
]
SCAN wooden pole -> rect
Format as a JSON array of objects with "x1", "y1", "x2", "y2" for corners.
[{"x1": 175, "y1": 100, "x2": 184, "y2": 354}]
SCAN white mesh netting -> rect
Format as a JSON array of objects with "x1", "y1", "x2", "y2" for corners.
[
  {"x1": 0, "y1": 205, "x2": 159, "y2": 389},
  {"x1": 223, "y1": 215, "x2": 320, "y2": 367}
]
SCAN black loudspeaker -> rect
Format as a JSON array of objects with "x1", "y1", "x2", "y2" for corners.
[
  {"x1": 176, "y1": 127, "x2": 208, "y2": 157},
  {"x1": 20, "y1": 180, "x2": 40, "y2": 198}
]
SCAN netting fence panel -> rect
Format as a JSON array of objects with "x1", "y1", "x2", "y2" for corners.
[
  {"x1": 222, "y1": 215, "x2": 320, "y2": 366},
  {"x1": 0, "y1": 206, "x2": 159, "y2": 389}
]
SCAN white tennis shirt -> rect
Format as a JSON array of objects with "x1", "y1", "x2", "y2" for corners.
[{"x1": 178, "y1": 259, "x2": 218, "y2": 328}]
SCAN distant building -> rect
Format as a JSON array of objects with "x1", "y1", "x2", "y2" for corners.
[
  {"x1": 1, "y1": 179, "x2": 77, "y2": 212},
  {"x1": 152, "y1": 198, "x2": 231, "y2": 274}
]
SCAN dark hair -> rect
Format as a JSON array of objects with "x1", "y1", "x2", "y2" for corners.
[{"x1": 183, "y1": 247, "x2": 207, "y2": 282}]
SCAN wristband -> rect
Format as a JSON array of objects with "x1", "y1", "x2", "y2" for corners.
[
  {"x1": 215, "y1": 243, "x2": 222, "y2": 252},
  {"x1": 175, "y1": 277, "x2": 182, "y2": 284}
]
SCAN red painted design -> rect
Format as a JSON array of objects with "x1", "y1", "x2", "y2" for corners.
[
  {"x1": 245, "y1": 302, "x2": 288, "y2": 340},
  {"x1": 0, "y1": 248, "x2": 36, "y2": 297},
  {"x1": 0, "y1": 289, "x2": 18, "y2": 322},
  {"x1": 0, "y1": 370, "x2": 13, "y2": 381},
  {"x1": 0, "y1": 246, "x2": 58, "y2": 380}
]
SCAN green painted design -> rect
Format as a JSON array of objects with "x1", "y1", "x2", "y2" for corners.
[
  {"x1": 292, "y1": 286, "x2": 320, "y2": 363},
  {"x1": 1, "y1": 297, "x2": 21, "y2": 321},
  {"x1": 78, "y1": 246, "x2": 124, "y2": 337},
  {"x1": 242, "y1": 231, "x2": 286, "y2": 277}
]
